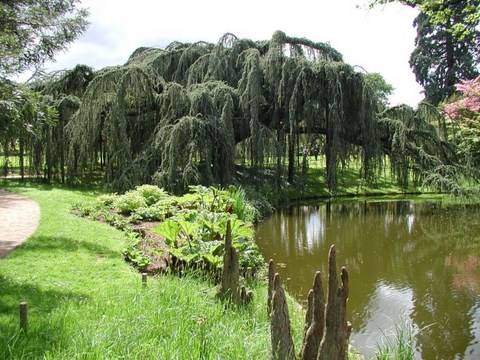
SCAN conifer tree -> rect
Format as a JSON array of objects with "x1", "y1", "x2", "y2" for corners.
[{"x1": 410, "y1": 8, "x2": 479, "y2": 105}]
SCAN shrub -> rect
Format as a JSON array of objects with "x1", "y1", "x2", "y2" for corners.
[
  {"x1": 229, "y1": 186, "x2": 259, "y2": 223},
  {"x1": 114, "y1": 191, "x2": 147, "y2": 215},
  {"x1": 95, "y1": 193, "x2": 118, "y2": 207},
  {"x1": 134, "y1": 185, "x2": 168, "y2": 206}
]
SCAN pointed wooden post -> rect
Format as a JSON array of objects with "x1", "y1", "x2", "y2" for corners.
[
  {"x1": 268, "y1": 259, "x2": 275, "y2": 317},
  {"x1": 303, "y1": 289, "x2": 314, "y2": 338},
  {"x1": 20, "y1": 302, "x2": 28, "y2": 331},
  {"x1": 271, "y1": 273, "x2": 295, "y2": 360},
  {"x1": 317, "y1": 245, "x2": 350, "y2": 360},
  {"x1": 217, "y1": 220, "x2": 240, "y2": 304},
  {"x1": 300, "y1": 271, "x2": 325, "y2": 359}
]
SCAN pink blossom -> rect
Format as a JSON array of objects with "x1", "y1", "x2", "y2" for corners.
[
  {"x1": 444, "y1": 102, "x2": 460, "y2": 118},
  {"x1": 445, "y1": 76, "x2": 480, "y2": 119}
]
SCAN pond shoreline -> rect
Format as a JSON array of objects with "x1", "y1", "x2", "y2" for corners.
[{"x1": 255, "y1": 199, "x2": 480, "y2": 359}]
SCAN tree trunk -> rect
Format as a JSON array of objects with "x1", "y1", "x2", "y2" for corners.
[
  {"x1": 60, "y1": 123, "x2": 65, "y2": 183},
  {"x1": 444, "y1": 20, "x2": 455, "y2": 104},
  {"x1": 288, "y1": 131, "x2": 295, "y2": 184},
  {"x1": 19, "y1": 136, "x2": 25, "y2": 179},
  {"x1": 3, "y1": 141, "x2": 9, "y2": 177},
  {"x1": 325, "y1": 104, "x2": 337, "y2": 192}
]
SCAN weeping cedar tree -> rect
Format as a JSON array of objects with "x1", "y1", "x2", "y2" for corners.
[{"x1": 42, "y1": 31, "x2": 463, "y2": 194}]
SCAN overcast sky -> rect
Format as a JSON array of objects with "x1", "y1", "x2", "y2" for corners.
[{"x1": 42, "y1": 0, "x2": 424, "y2": 106}]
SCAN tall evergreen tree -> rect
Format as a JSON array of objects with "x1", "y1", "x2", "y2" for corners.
[
  {"x1": 369, "y1": 0, "x2": 480, "y2": 106},
  {"x1": 410, "y1": 5, "x2": 480, "y2": 105}
]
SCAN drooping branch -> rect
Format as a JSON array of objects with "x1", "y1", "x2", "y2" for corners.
[{"x1": 32, "y1": 30, "x2": 462, "y2": 193}]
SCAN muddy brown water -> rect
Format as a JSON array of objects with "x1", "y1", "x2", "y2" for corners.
[{"x1": 255, "y1": 199, "x2": 480, "y2": 359}]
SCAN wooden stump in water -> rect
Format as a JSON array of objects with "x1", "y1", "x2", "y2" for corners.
[
  {"x1": 271, "y1": 273, "x2": 296, "y2": 360},
  {"x1": 317, "y1": 245, "x2": 351, "y2": 360},
  {"x1": 269, "y1": 245, "x2": 351, "y2": 360},
  {"x1": 268, "y1": 259, "x2": 275, "y2": 317},
  {"x1": 300, "y1": 271, "x2": 325, "y2": 359},
  {"x1": 217, "y1": 220, "x2": 240, "y2": 304},
  {"x1": 303, "y1": 289, "x2": 314, "y2": 338}
]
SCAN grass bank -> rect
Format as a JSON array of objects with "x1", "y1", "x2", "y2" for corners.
[{"x1": 0, "y1": 181, "x2": 305, "y2": 359}]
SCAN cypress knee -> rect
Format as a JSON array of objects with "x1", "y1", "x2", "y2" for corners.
[{"x1": 271, "y1": 273, "x2": 296, "y2": 360}]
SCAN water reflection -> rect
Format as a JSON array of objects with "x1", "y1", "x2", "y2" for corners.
[
  {"x1": 354, "y1": 281, "x2": 419, "y2": 358},
  {"x1": 255, "y1": 200, "x2": 480, "y2": 359}
]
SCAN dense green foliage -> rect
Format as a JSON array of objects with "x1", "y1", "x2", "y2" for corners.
[
  {"x1": 0, "y1": 82, "x2": 58, "y2": 178},
  {"x1": 0, "y1": 0, "x2": 89, "y2": 77},
  {"x1": 73, "y1": 184, "x2": 264, "y2": 274},
  {"x1": 0, "y1": 28, "x2": 473, "y2": 197},
  {"x1": 61, "y1": 31, "x2": 380, "y2": 194},
  {"x1": 410, "y1": 8, "x2": 479, "y2": 105},
  {"x1": 368, "y1": 0, "x2": 480, "y2": 39},
  {"x1": 364, "y1": 72, "x2": 395, "y2": 107},
  {"x1": 0, "y1": 0, "x2": 89, "y2": 182},
  {"x1": 22, "y1": 31, "x2": 460, "y2": 196}
]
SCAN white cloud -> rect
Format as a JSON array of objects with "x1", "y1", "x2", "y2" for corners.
[{"x1": 43, "y1": 0, "x2": 424, "y2": 106}]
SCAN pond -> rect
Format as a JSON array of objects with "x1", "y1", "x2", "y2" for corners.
[{"x1": 255, "y1": 199, "x2": 480, "y2": 359}]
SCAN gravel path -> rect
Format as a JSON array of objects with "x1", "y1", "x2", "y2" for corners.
[{"x1": 0, "y1": 189, "x2": 40, "y2": 258}]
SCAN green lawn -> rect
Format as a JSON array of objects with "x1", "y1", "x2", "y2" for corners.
[
  {"x1": 0, "y1": 181, "x2": 305, "y2": 359},
  {"x1": 280, "y1": 157, "x2": 424, "y2": 201}
]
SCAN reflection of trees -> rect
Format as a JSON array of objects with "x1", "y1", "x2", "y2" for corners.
[{"x1": 255, "y1": 201, "x2": 480, "y2": 358}]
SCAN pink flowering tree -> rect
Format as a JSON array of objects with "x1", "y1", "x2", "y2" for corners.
[
  {"x1": 444, "y1": 77, "x2": 480, "y2": 120},
  {"x1": 443, "y1": 76, "x2": 480, "y2": 164}
]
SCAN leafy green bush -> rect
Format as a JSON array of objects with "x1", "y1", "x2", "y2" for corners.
[
  {"x1": 96, "y1": 193, "x2": 119, "y2": 207},
  {"x1": 131, "y1": 198, "x2": 177, "y2": 221},
  {"x1": 229, "y1": 186, "x2": 260, "y2": 223},
  {"x1": 122, "y1": 233, "x2": 152, "y2": 270},
  {"x1": 114, "y1": 190, "x2": 147, "y2": 215},
  {"x1": 134, "y1": 185, "x2": 168, "y2": 206},
  {"x1": 154, "y1": 201, "x2": 263, "y2": 272},
  {"x1": 73, "y1": 184, "x2": 264, "y2": 277},
  {"x1": 71, "y1": 201, "x2": 96, "y2": 217}
]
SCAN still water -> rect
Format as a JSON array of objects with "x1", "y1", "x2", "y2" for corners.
[{"x1": 255, "y1": 200, "x2": 480, "y2": 359}]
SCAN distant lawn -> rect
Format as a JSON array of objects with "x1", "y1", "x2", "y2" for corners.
[
  {"x1": 0, "y1": 181, "x2": 306, "y2": 359},
  {"x1": 288, "y1": 163, "x2": 414, "y2": 199},
  {"x1": 247, "y1": 156, "x2": 425, "y2": 203}
]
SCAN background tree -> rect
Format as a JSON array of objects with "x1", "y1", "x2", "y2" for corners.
[
  {"x1": 364, "y1": 72, "x2": 395, "y2": 107},
  {"x1": 443, "y1": 76, "x2": 480, "y2": 166},
  {"x1": 410, "y1": 5, "x2": 479, "y2": 105},
  {"x1": 368, "y1": 0, "x2": 480, "y2": 39},
  {"x1": 369, "y1": 0, "x2": 480, "y2": 105},
  {"x1": 0, "y1": 0, "x2": 89, "y2": 181},
  {"x1": 0, "y1": 81, "x2": 58, "y2": 178},
  {"x1": 40, "y1": 31, "x2": 458, "y2": 195},
  {"x1": 0, "y1": 0, "x2": 89, "y2": 77}
]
